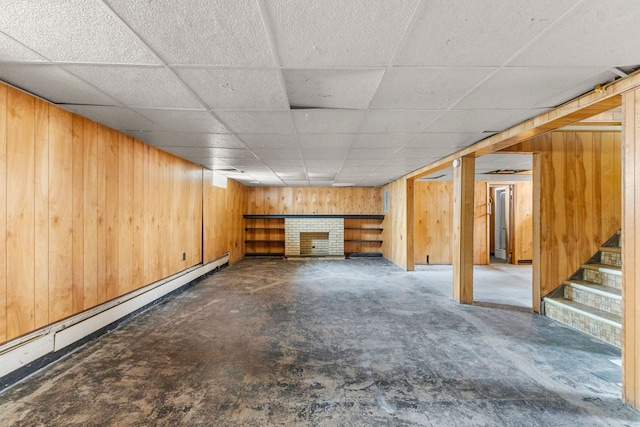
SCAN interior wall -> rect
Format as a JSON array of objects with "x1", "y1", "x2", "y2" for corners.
[
  {"x1": 203, "y1": 173, "x2": 248, "y2": 264},
  {"x1": 381, "y1": 179, "x2": 407, "y2": 269},
  {"x1": 512, "y1": 181, "x2": 533, "y2": 263},
  {"x1": 245, "y1": 187, "x2": 382, "y2": 214},
  {"x1": 0, "y1": 83, "x2": 246, "y2": 345},
  {"x1": 529, "y1": 131, "x2": 622, "y2": 308},
  {"x1": 413, "y1": 181, "x2": 489, "y2": 265}
]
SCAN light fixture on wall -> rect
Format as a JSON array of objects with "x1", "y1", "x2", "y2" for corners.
[{"x1": 453, "y1": 158, "x2": 461, "y2": 168}]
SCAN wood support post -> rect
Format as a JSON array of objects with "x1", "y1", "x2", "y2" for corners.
[
  {"x1": 452, "y1": 156, "x2": 474, "y2": 304},
  {"x1": 622, "y1": 88, "x2": 640, "y2": 409},
  {"x1": 406, "y1": 179, "x2": 414, "y2": 271}
]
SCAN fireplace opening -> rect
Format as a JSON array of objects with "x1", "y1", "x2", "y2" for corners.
[{"x1": 300, "y1": 232, "x2": 330, "y2": 256}]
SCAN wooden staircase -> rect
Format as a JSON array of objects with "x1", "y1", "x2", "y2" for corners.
[{"x1": 543, "y1": 231, "x2": 622, "y2": 348}]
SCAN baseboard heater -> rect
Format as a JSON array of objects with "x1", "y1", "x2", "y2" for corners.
[{"x1": 0, "y1": 254, "x2": 230, "y2": 392}]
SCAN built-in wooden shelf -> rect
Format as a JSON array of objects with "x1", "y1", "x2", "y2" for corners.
[
  {"x1": 244, "y1": 214, "x2": 385, "y2": 219},
  {"x1": 244, "y1": 214, "x2": 385, "y2": 258}
]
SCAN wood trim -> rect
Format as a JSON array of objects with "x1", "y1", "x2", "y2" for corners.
[
  {"x1": 622, "y1": 88, "x2": 640, "y2": 408},
  {"x1": 406, "y1": 179, "x2": 415, "y2": 271}
]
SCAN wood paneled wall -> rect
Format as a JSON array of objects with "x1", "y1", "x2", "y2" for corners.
[
  {"x1": 622, "y1": 87, "x2": 640, "y2": 408},
  {"x1": 0, "y1": 83, "x2": 246, "y2": 345},
  {"x1": 246, "y1": 187, "x2": 382, "y2": 215},
  {"x1": 203, "y1": 173, "x2": 247, "y2": 264},
  {"x1": 512, "y1": 181, "x2": 533, "y2": 263},
  {"x1": 413, "y1": 181, "x2": 489, "y2": 265},
  {"x1": 530, "y1": 131, "x2": 621, "y2": 309},
  {"x1": 381, "y1": 179, "x2": 407, "y2": 268}
]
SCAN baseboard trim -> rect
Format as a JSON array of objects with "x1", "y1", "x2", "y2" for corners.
[{"x1": 0, "y1": 254, "x2": 229, "y2": 393}]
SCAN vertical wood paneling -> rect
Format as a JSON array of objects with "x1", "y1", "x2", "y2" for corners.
[
  {"x1": 83, "y1": 119, "x2": 98, "y2": 309},
  {"x1": 48, "y1": 106, "x2": 74, "y2": 322},
  {"x1": 246, "y1": 187, "x2": 382, "y2": 215},
  {"x1": 0, "y1": 85, "x2": 6, "y2": 342},
  {"x1": 512, "y1": 181, "x2": 533, "y2": 263},
  {"x1": 33, "y1": 99, "x2": 49, "y2": 328},
  {"x1": 473, "y1": 182, "x2": 489, "y2": 265},
  {"x1": 132, "y1": 139, "x2": 145, "y2": 291},
  {"x1": 72, "y1": 114, "x2": 84, "y2": 314},
  {"x1": 117, "y1": 134, "x2": 134, "y2": 295},
  {"x1": 96, "y1": 125, "x2": 109, "y2": 304},
  {"x1": 6, "y1": 87, "x2": 35, "y2": 339},
  {"x1": 413, "y1": 181, "x2": 489, "y2": 265},
  {"x1": 105, "y1": 128, "x2": 119, "y2": 300},
  {"x1": 531, "y1": 130, "x2": 621, "y2": 307},
  {"x1": 1, "y1": 82, "x2": 246, "y2": 346},
  {"x1": 382, "y1": 179, "x2": 406, "y2": 269},
  {"x1": 622, "y1": 89, "x2": 639, "y2": 408}
]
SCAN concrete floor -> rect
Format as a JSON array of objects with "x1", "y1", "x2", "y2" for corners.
[{"x1": 0, "y1": 258, "x2": 639, "y2": 426}]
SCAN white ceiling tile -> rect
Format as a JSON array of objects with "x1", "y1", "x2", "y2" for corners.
[
  {"x1": 221, "y1": 158, "x2": 267, "y2": 167},
  {"x1": 304, "y1": 159, "x2": 343, "y2": 171},
  {"x1": 238, "y1": 133, "x2": 300, "y2": 149},
  {"x1": 298, "y1": 134, "x2": 354, "y2": 149},
  {"x1": 283, "y1": 69, "x2": 385, "y2": 109},
  {"x1": 359, "y1": 110, "x2": 442, "y2": 133},
  {"x1": 0, "y1": 64, "x2": 118, "y2": 106},
  {"x1": 210, "y1": 148, "x2": 257, "y2": 159},
  {"x1": 251, "y1": 149, "x2": 302, "y2": 160},
  {"x1": 301, "y1": 149, "x2": 349, "y2": 160},
  {"x1": 510, "y1": 0, "x2": 640, "y2": 67},
  {"x1": 340, "y1": 158, "x2": 385, "y2": 167},
  {"x1": 216, "y1": 111, "x2": 295, "y2": 134},
  {"x1": 134, "y1": 109, "x2": 229, "y2": 133},
  {"x1": 0, "y1": 1, "x2": 158, "y2": 64},
  {"x1": 0, "y1": 32, "x2": 47, "y2": 61},
  {"x1": 370, "y1": 68, "x2": 494, "y2": 109},
  {"x1": 352, "y1": 134, "x2": 417, "y2": 149},
  {"x1": 395, "y1": 0, "x2": 580, "y2": 66},
  {"x1": 264, "y1": 159, "x2": 305, "y2": 168},
  {"x1": 129, "y1": 132, "x2": 245, "y2": 149},
  {"x1": 60, "y1": 105, "x2": 156, "y2": 131},
  {"x1": 292, "y1": 109, "x2": 365, "y2": 133},
  {"x1": 104, "y1": 0, "x2": 273, "y2": 66},
  {"x1": 425, "y1": 110, "x2": 547, "y2": 133},
  {"x1": 391, "y1": 148, "x2": 450, "y2": 160},
  {"x1": 456, "y1": 67, "x2": 615, "y2": 109},
  {"x1": 346, "y1": 148, "x2": 398, "y2": 159},
  {"x1": 175, "y1": 68, "x2": 287, "y2": 110},
  {"x1": 404, "y1": 133, "x2": 487, "y2": 149},
  {"x1": 266, "y1": 0, "x2": 419, "y2": 67},
  {"x1": 66, "y1": 65, "x2": 202, "y2": 108}
]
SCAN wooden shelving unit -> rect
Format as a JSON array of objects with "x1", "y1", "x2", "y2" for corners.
[
  {"x1": 244, "y1": 217, "x2": 285, "y2": 257},
  {"x1": 344, "y1": 217, "x2": 384, "y2": 258},
  {"x1": 244, "y1": 214, "x2": 384, "y2": 258}
]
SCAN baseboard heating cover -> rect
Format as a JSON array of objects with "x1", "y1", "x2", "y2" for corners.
[{"x1": 0, "y1": 254, "x2": 229, "y2": 391}]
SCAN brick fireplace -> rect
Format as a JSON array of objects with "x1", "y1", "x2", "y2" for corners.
[{"x1": 285, "y1": 217, "x2": 344, "y2": 257}]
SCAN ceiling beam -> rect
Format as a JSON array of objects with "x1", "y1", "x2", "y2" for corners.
[{"x1": 405, "y1": 70, "x2": 640, "y2": 181}]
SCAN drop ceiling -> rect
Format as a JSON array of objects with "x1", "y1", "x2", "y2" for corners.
[{"x1": 0, "y1": 0, "x2": 638, "y2": 187}]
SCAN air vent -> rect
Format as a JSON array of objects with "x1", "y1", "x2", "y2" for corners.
[{"x1": 422, "y1": 174, "x2": 446, "y2": 180}]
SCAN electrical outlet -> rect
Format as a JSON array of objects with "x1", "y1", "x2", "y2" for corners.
[{"x1": 182, "y1": 252, "x2": 186, "y2": 261}]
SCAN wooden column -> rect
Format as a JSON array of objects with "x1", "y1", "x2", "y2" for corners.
[
  {"x1": 622, "y1": 88, "x2": 640, "y2": 409},
  {"x1": 406, "y1": 179, "x2": 415, "y2": 271},
  {"x1": 452, "y1": 156, "x2": 474, "y2": 304},
  {"x1": 532, "y1": 152, "x2": 542, "y2": 313}
]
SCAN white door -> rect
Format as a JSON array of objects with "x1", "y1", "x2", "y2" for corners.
[{"x1": 494, "y1": 188, "x2": 507, "y2": 260}]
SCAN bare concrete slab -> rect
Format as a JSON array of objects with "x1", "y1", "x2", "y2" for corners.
[{"x1": 0, "y1": 258, "x2": 638, "y2": 426}]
